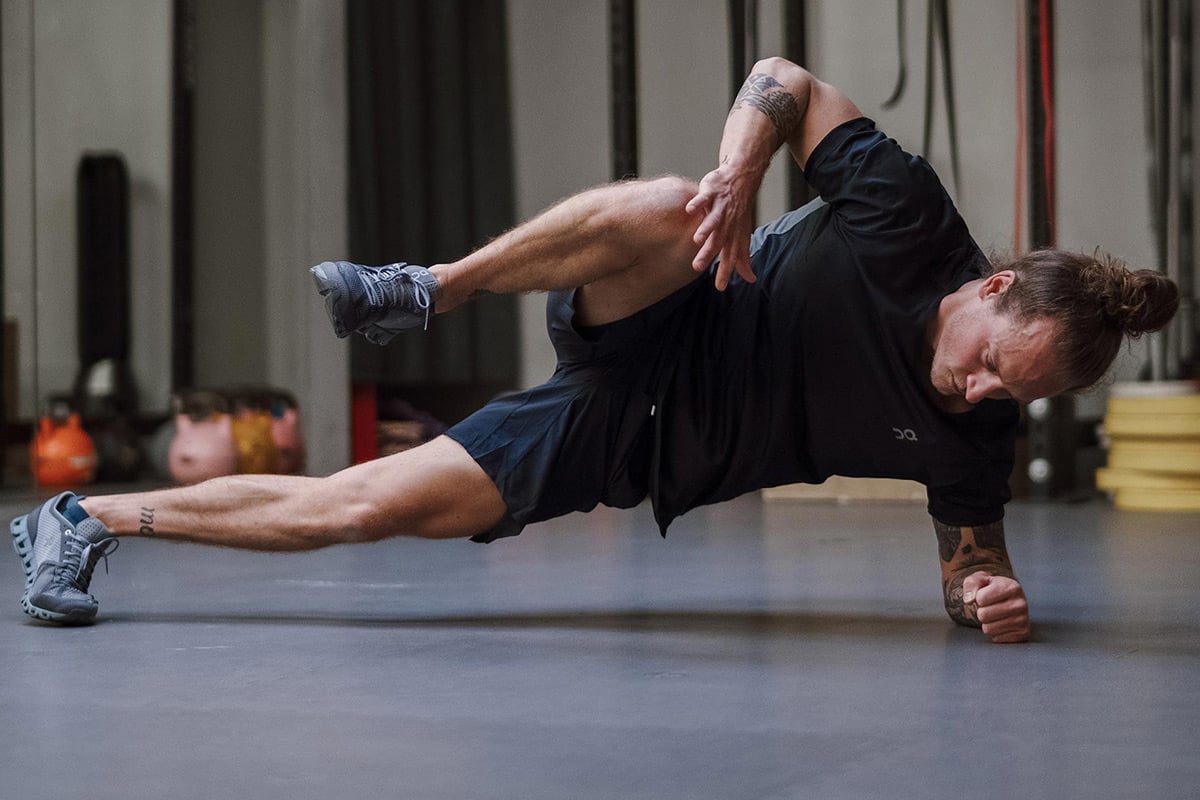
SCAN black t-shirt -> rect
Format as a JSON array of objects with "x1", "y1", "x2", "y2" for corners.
[
  {"x1": 797, "y1": 117, "x2": 1018, "y2": 525},
  {"x1": 653, "y1": 117, "x2": 1018, "y2": 529}
]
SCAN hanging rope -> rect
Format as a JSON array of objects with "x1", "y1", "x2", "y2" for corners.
[
  {"x1": 882, "y1": 0, "x2": 959, "y2": 190},
  {"x1": 1013, "y1": 0, "x2": 1027, "y2": 254},
  {"x1": 1038, "y1": 0, "x2": 1056, "y2": 246},
  {"x1": 882, "y1": 0, "x2": 907, "y2": 109}
]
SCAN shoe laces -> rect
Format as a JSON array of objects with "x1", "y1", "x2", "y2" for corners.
[
  {"x1": 55, "y1": 530, "x2": 120, "y2": 592},
  {"x1": 360, "y1": 264, "x2": 433, "y2": 330}
]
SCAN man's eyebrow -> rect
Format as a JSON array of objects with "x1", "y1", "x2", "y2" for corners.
[{"x1": 994, "y1": 352, "x2": 1034, "y2": 404}]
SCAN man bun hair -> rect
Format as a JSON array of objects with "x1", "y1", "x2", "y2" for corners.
[
  {"x1": 992, "y1": 248, "x2": 1179, "y2": 391},
  {"x1": 1077, "y1": 256, "x2": 1179, "y2": 337}
]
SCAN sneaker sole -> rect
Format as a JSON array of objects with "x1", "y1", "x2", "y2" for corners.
[
  {"x1": 361, "y1": 323, "x2": 399, "y2": 346},
  {"x1": 310, "y1": 262, "x2": 354, "y2": 339},
  {"x1": 10, "y1": 513, "x2": 35, "y2": 590},
  {"x1": 20, "y1": 594, "x2": 96, "y2": 625},
  {"x1": 311, "y1": 262, "x2": 429, "y2": 345}
]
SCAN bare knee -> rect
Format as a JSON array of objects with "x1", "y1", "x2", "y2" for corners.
[
  {"x1": 589, "y1": 175, "x2": 702, "y2": 260},
  {"x1": 636, "y1": 174, "x2": 700, "y2": 203},
  {"x1": 316, "y1": 437, "x2": 507, "y2": 544},
  {"x1": 571, "y1": 176, "x2": 705, "y2": 325},
  {"x1": 614, "y1": 175, "x2": 699, "y2": 227},
  {"x1": 314, "y1": 472, "x2": 412, "y2": 545}
]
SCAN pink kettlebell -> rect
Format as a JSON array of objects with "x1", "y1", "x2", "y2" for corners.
[
  {"x1": 271, "y1": 407, "x2": 305, "y2": 474},
  {"x1": 168, "y1": 413, "x2": 238, "y2": 485}
]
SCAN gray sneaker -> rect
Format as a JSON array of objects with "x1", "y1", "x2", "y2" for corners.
[
  {"x1": 310, "y1": 261, "x2": 440, "y2": 346},
  {"x1": 10, "y1": 492, "x2": 118, "y2": 625}
]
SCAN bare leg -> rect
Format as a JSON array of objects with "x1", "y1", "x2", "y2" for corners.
[
  {"x1": 75, "y1": 182, "x2": 703, "y2": 551},
  {"x1": 79, "y1": 437, "x2": 506, "y2": 551},
  {"x1": 432, "y1": 176, "x2": 705, "y2": 326}
]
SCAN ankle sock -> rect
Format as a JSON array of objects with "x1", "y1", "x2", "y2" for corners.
[{"x1": 59, "y1": 495, "x2": 90, "y2": 525}]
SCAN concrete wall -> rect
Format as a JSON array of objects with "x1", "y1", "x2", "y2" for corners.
[
  {"x1": 192, "y1": 0, "x2": 266, "y2": 387},
  {"x1": 2, "y1": 0, "x2": 173, "y2": 417}
]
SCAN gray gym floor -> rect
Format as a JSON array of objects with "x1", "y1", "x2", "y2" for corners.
[{"x1": 1, "y1": 487, "x2": 1197, "y2": 800}]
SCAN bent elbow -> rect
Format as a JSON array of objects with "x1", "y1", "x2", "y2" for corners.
[{"x1": 752, "y1": 57, "x2": 814, "y2": 88}]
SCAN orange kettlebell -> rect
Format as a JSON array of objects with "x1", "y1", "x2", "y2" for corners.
[{"x1": 31, "y1": 413, "x2": 97, "y2": 486}]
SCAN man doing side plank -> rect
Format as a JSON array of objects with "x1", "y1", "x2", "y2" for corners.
[{"x1": 12, "y1": 59, "x2": 1179, "y2": 643}]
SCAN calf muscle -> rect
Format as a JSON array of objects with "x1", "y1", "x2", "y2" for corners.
[{"x1": 80, "y1": 437, "x2": 507, "y2": 552}]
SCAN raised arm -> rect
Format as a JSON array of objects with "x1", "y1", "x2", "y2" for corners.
[
  {"x1": 932, "y1": 517, "x2": 1031, "y2": 643},
  {"x1": 686, "y1": 57, "x2": 862, "y2": 290}
]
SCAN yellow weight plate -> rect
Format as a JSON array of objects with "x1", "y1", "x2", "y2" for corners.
[
  {"x1": 1103, "y1": 413, "x2": 1200, "y2": 438},
  {"x1": 1109, "y1": 380, "x2": 1200, "y2": 398},
  {"x1": 1113, "y1": 487, "x2": 1200, "y2": 512},
  {"x1": 1095, "y1": 467, "x2": 1200, "y2": 491},
  {"x1": 1107, "y1": 440, "x2": 1200, "y2": 473},
  {"x1": 1107, "y1": 394, "x2": 1200, "y2": 416}
]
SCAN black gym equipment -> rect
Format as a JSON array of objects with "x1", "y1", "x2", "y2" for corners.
[
  {"x1": 1143, "y1": 0, "x2": 1197, "y2": 380},
  {"x1": 73, "y1": 153, "x2": 143, "y2": 481},
  {"x1": 609, "y1": 0, "x2": 638, "y2": 182}
]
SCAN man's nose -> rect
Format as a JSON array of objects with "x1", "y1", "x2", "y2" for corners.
[{"x1": 964, "y1": 372, "x2": 1001, "y2": 403}]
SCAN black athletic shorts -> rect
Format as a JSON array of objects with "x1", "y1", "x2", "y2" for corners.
[
  {"x1": 446, "y1": 279, "x2": 700, "y2": 543},
  {"x1": 446, "y1": 237, "x2": 810, "y2": 544}
]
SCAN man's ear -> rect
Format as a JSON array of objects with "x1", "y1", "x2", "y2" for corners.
[{"x1": 978, "y1": 270, "x2": 1016, "y2": 300}]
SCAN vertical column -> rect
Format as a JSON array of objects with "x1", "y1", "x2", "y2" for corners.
[
  {"x1": 0, "y1": 0, "x2": 7, "y2": 483},
  {"x1": 610, "y1": 0, "x2": 639, "y2": 180},
  {"x1": 171, "y1": 0, "x2": 195, "y2": 392},
  {"x1": 1167, "y1": 0, "x2": 1195, "y2": 375},
  {"x1": 262, "y1": 0, "x2": 350, "y2": 475}
]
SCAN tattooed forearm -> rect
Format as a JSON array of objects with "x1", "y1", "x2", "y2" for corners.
[
  {"x1": 933, "y1": 519, "x2": 1011, "y2": 569},
  {"x1": 933, "y1": 519, "x2": 1015, "y2": 627},
  {"x1": 943, "y1": 574, "x2": 980, "y2": 628},
  {"x1": 972, "y1": 521, "x2": 1008, "y2": 554},
  {"x1": 730, "y1": 73, "x2": 802, "y2": 146},
  {"x1": 935, "y1": 520, "x2": 961, "y2": 563}
]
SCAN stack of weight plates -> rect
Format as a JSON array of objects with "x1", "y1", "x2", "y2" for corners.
[{"x1": 1096, "y1": 381, "x2": 1200, "y2": 511}]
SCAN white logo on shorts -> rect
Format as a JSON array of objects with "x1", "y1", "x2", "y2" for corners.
[{"x1": 893, "y1": 427, "x2": 918, "y2": 442}]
